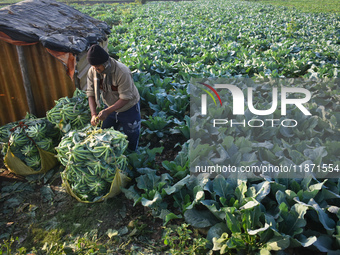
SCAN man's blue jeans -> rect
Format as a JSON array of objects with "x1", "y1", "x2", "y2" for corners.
[{"x1": 102, "y1": 102, "x2": 141, "y2": 151}]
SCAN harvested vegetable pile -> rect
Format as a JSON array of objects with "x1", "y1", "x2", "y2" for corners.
[
  {"x1": 0, "y1": 113, "x2": 36, "y2": 143},
  {"x1": 46, "y1": 89, "x2": 92, "y2": 133},
  {"x1": 56, "y1": 125, "x2": 130, "y2": 202},
  {"x1": 0, "y1": 117, "x2": 61, "y2": 172}
]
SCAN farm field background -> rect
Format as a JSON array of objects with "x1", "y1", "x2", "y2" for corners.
[
  {"x1": 247, "y1": 0, "x2": 340, "y2": 13},
  {"x1": 1, "y1": 0, "x2": 340, "y2": 254},
  {"x1": 1, "y1": 0, "x2": 340, "y2": 13}
]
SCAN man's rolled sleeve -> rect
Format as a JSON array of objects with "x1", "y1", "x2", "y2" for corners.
[{"x1": 117, "y1": 72, "x2": 134, "y2": 100}]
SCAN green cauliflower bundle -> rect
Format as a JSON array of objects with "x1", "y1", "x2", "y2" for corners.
[
  {"x1": 46, "y1": 89, "x2": 92, "y2": 133},
  {"x1": 56, "y1": 126, "x2": 129, "y2": 202},
  {"x1": 0, "y1": 113, "x2": 36, "y2": 144},
  {"x1": 1, "y1": 117, "x2": 61, "y2": 171}
]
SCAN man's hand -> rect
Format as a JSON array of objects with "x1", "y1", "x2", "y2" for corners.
[
  {"x1": 97, "y1": 109, "x2": 110, "y2": 121},
  {"x1": 91, "y1": 114, "x2": 99, "y2": 126}
]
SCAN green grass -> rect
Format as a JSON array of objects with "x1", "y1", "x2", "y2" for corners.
[{"x1": 245, "y1": 0, "x2": 340, "y2": 13}]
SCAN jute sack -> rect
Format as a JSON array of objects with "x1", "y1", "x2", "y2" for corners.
[
  {"x1": 4, "y1": 146, "x2": 59, "y2": 176},
  {"x1": 62, "y1": 168, "x2": 130, "y2": 203}
]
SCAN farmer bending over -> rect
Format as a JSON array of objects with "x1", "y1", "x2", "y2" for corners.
[{"x1": 86, "y1": 44, "x2": 141, "y2": 151}]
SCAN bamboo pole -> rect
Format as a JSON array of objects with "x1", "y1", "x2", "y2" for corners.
[{"x1": 16, "y1": 45, "x2": 37, "y2": 116}]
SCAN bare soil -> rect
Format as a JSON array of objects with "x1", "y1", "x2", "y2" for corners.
[{"x1": 0, "y1": 153, "x2": 169, "y2": 253}]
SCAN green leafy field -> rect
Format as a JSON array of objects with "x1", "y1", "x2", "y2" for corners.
[
  {"x1": 1, "y1": 0, "x2": 340, "y2": 254},
  {"x1": 246, "y1": 0, "x2": 340, "y2": 13}
]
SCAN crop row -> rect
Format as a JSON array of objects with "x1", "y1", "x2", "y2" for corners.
[{"x1": 76, "y1": 1, "x2": 340, "y2": 253}]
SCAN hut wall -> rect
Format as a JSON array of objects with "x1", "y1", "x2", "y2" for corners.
[{"x1": 0, "y1": 40, "x2": 75, "y2": 126}]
